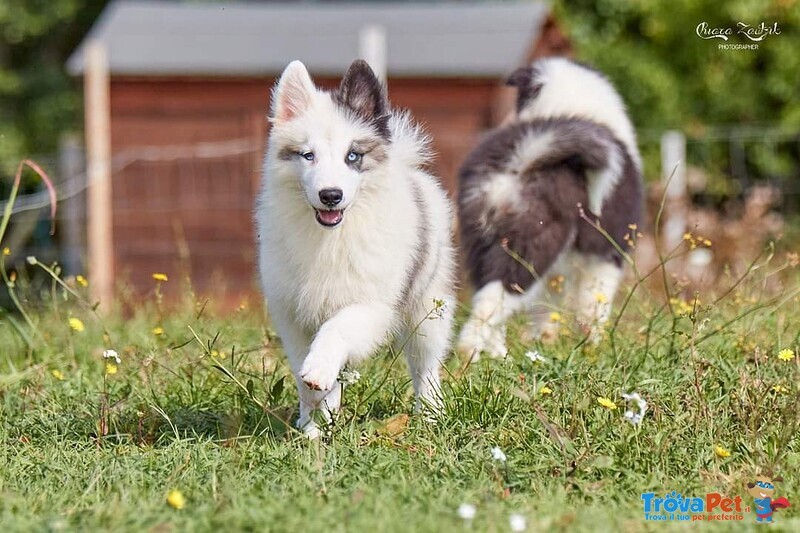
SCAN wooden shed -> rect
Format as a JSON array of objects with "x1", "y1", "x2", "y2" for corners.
[{"x1": 67, "y1": 0, "x2": 570, "y2": 305}]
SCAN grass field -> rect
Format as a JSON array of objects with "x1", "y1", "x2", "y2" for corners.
[{"x1": 2, "y1": 244, "x2": 800, "y2": 532}]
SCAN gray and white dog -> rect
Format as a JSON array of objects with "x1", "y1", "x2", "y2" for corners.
[{"x1": 456, "y1": 58, "x2": 643, "y2": 358}]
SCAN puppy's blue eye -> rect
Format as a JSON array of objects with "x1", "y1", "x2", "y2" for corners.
[
  {"x1": 346, "y1": 151, "x2": 362, "y2": 163},
  {"x1": 301, "y1": 152, "x2": 315, "y2": 161}
]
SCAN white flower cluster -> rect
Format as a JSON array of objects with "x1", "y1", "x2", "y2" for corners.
[
  {"x1": 338, "y1": 368, "x2": 361, "y2": 386},
  {"x1": 524, "y1": 350, "x2": 547, "y2": 364},
  {"x1": 621, "y1": 391, "x2": 647, "y2": 426},
  {"x1": 103, "y1": 349, "x2": 121, "y2": 364},
  {"x1": 430, "y1": 298, "x2": 448, "y2": 320}
]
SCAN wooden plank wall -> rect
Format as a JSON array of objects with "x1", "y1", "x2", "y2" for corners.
[{"x1": 109, "y1": 77, "x2": 498, "y2": 304}]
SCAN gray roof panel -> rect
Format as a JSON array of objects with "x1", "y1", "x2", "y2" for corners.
[{"x1": 67, "y1": 0, "x2": 550, "y2": 77}]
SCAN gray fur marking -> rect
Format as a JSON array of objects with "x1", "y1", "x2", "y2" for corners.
[{"x1": 398, "y1": 180, "x2": 431, "y2": 308}]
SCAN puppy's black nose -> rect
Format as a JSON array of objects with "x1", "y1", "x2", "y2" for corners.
[{"x1": 319, "y1": 188, "x2": 343, "y2": 207}]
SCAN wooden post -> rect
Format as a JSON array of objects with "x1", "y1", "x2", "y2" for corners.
[
  {"x1": 58, "y1": 134, "x2": 84, "y2": 276},
  {"x1": 84, "y1": 41, "x2": 113, "y2": 309},
  {"x1": 359, "y1": 25, "x2": 387, "y2": 83},
  {"x1": 661, "y1": 130, "x2": 687, "y2": 250}
]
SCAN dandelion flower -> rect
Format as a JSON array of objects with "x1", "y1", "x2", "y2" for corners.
[
  {"x1": 714, "y1": 445, "x2": 731, "y2": 458},
  {"x1": 51, "y1": 369, "x2": 65, "y2": 381},
  {"x1": 778, "y1": 348, "x2": 794, "y2": 362},
  {"x1": 68, "y1": 317, "x2": 85, "y2": 332},
  {"x1": 594, "y1": 292, "x2": 608, "y2": 304},
  {"x1": 597, "y1": 397, "x2": 617, "y2": 410},
  {"x1": 103, "y1": 349, "x2": 121, "y2": 364},
  {"x1": 549, "y1": 312, "x2": 562, "y2": 323},
  {"x1": 772, "y1": 384, "x2": 789, "y2": 394},
  {"x1": 490, "y1": 446, "x2": 507, "y2": 462},
  {"x1": 457, "y1": 503, "x2": 476, "y2": 520},
  {"x1": 152, "y1": 326, "x2": 165, "y2": 336},
  {"x1": 166, "y1": 490, "x2": 185, "y2": 510},
  {"x1": 105, "y1": 363, "x2": 118, "y2": 375},
  {"x1": 524, "y1": 350, "x2": 546, "y2": 364},
  {"x1": 76, "y1": 275, "x2": 89, "y2": 287},
  {"x1": 539, "y1": 385, "x2": 553, "y2": 396},
  {"x1": 2, "y1": 247, "x2": 9, "y2": 256},
  {"x1": 152, "y1": 273, "x2": 169, "y2": 282},
  {"x1": 509, "y1": 513, "x2": 527, "y2": 532}
]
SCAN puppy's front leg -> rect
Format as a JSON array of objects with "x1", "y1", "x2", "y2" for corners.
[{"x1": 300, "y1": 303, "x2": 394, "y2": 392}]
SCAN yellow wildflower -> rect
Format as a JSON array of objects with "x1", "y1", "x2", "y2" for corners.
[
  {"x1": 597, "y1": 397, "x2": 617, "y2": 410},
  {"x1": 714, "y1": 445, "x2": 731, "y2": 458},
  {"x1": 683, "y1": 232, "x2": 692, "y2": 241},
  {"x1": 772, "y1": 384, "x2": 789, "y2": 394},
  {"x1": 51, "y1": 369, "x2": 65, "y2": 381},
  {"x1": 166, "y1": 490, "x2": 186, "y2": 510},
  {"x1": 152, "y1": 273, "x2": 169, "y2": 282},
  {"x1": 549, "y1": 312, "x2": 562, "y2": 323},
  {"x1": 703, "y1": 239, "x2": 712, "y2": 247},
  {"x1": 539, "y1": 385, "x2": 553, "y2": 396},
  {"x1": 105, "y1": 363, "x2": 118, "y2": 375},
  {"x1": 68, "y1": 317, "x2": 85, "y2": 332},
  {"x1": 594, "y1": 292, "x2": 608, "y2": 304},
  {"x1": 2, "y1": 247, "x2": 9, "y2": 256},
  {"x1": 778, "y1": 348, "x2": 794, "y2": 362},
  {"x1": 76, "y1": 275, "x2": 89, "y2": 287},
  {"x1": 152, "y1": 326, "x2": 165, "y2": 336}
]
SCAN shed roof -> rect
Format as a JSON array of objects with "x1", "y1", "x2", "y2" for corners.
[{"x1": 67, "y1": 0, "x2": 550, "y2": 78}]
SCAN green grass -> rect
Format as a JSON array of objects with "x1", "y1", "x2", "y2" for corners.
[{"x1": 2, "y1": 252, "x2": 800, "y2": 532}]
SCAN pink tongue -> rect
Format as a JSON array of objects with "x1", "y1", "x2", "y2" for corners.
[{"x1": 318, "y1": 210, "x2": 343, "y2": 225}]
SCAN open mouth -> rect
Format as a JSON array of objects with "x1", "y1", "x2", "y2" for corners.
[{"x1": 314, "y1": 208, "x2": 345, "y2": 227}]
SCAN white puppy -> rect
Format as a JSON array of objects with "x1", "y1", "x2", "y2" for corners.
[{"x1": 257, "y1": 60, "x2": 456, "y2": 437}]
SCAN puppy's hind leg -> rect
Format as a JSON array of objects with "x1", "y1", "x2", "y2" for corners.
[
  {"x1": 573, "y1": 254, "x2": 623, "y2": 343},
  {"x1": 456, "y1": 280, "x2": 527, "y2": 361}
]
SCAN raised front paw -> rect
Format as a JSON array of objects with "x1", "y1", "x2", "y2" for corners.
[{"x1": 299, "y1": 352, "x2": 341, "y2": 392}]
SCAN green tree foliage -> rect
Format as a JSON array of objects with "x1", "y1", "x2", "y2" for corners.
[
  {"x1": 0, "y1": 0, "x2": 107, "y2": 173},
  {"x1": 554, "y1": 0, "x2": 800, "y2": 132}
]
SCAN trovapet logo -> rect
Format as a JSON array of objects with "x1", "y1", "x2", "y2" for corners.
[{"x1": 641, "y1": 491, "x2": 747, "y2": 522}]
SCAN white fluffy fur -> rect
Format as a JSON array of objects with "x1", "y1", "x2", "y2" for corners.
[{"x1": 257, "y1": 61, "x2": 455, "y2": 437}]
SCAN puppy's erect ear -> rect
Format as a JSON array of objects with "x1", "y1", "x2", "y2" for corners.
[
  {"x1": 506, "y1": 66, "x2": 533, "y2": 89},
  {"x1": 335, "y1": 59, "x2": 390, "y2": 137},
  {"x1": 506, "y1": 65, "x2": 542, "y2": 113},
  {"x1": 272, "y1": 60, "x2": 316, "y2": 123}
]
